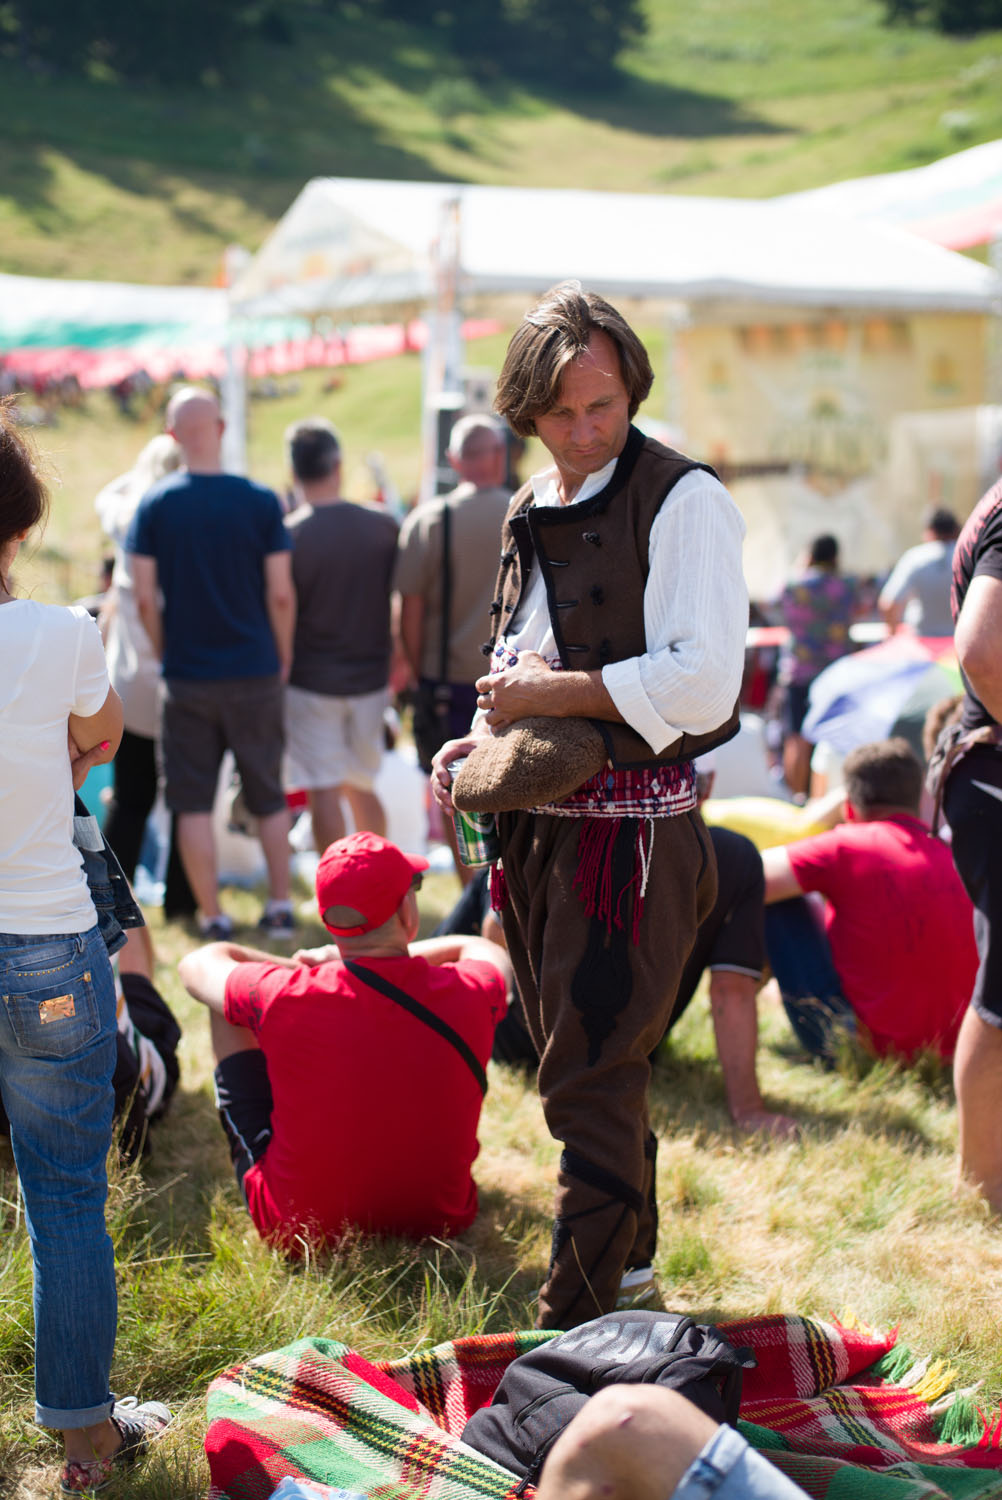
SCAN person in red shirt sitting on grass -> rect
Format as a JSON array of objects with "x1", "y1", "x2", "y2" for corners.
[
  {"x1": 761, "y1": 738, "x2": 977, "y2": 1063},
  {"x1": 178, "y1": 832, "x2": 511, "y2": 1252}
]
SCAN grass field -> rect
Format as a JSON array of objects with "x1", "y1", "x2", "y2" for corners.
[
  {"x1": 4, "y1": 870, "x2": 1002, "y2": 1500},
  {"x1": 2, "y1": 0, "x2": 1002, "y2": 283},
  {"x1": 4, "y1": 396, "x2": 1002, "y2": 1497}
]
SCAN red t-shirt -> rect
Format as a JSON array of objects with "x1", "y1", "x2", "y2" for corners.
[
  {"x1": 787, "y1": 815, "x2": 977, "y2": 1059},
  {"x1": 224, "y1": 953, "x2": 506, "y2": 1249}
]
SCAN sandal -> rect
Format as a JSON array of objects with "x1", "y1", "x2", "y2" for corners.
[{"x1": 59, "y1": 1397, "x2": 172, "y2": 1494}]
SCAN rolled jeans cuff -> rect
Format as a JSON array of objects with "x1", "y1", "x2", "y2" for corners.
[
  {"x1": 675, "y1": 1425, "x2": 807, "y2": 1500},
  {"x1": 36, "y1": 1394, "x2": 115, "y2": 1430}
]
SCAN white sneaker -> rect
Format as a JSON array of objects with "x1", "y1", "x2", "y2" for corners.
[{"x1": 616, "y1": 1264, "x2": 656, "y2": 1308}]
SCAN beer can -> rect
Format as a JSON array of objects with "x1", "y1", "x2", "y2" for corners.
[{"x1": 449, "y1": 758, "x2": 502, "y2": 868}]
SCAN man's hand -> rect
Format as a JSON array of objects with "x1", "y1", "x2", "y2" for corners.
[
  {"x1": 293, "y1": 944, "x2": 339, "y2": 968},
  {"x1": 475, "y1": 651, "x2": 620, "y2": 731},
  {"x1": 430, "y1": 733, "x2": 485, "y2": 814},
  {"x1": 475, "y1": 650, "x2": 554, "y2": 730}
]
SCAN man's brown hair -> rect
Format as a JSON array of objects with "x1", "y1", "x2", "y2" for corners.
[
  {"x1": 843, "y1": 737, "x2": 923, "y2": 816},
  {"x1": 494, "y1": 281, "x2": 654, "y2": 437}
]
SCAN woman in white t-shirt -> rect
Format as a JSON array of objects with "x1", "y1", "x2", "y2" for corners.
[{"x1": 0, "y1": 407, "x2": 169, "y2": 1493}]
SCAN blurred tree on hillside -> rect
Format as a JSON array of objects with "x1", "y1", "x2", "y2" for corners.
[
  {"x1": 882, "y1": 0, "x2": 1002, "y2": 31},
  {"x1": 2, "y1": 0, "x2": 646, "y2": 88},
  {"x1": 5, "y1": 0, "x2": 254, "y2": 83},
  {"x1": 512, "y1": 0, "x2": 648, "y2": 85},
  {"x1": 375, "y1": 0, "x2": 647, "y2": 86}
]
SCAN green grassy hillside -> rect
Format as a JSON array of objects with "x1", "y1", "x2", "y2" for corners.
[{"x1": 2, "y1": 0, "x2": 1001, "y2": 284}]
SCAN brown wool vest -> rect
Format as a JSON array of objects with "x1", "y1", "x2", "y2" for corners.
[{"x1": 484, "y1": 425, "x2": 741, "y2": 771}]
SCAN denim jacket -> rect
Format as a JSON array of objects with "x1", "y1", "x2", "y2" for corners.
[{"x1": 73, "y1": 794, "x2": 145, "y2": 955}]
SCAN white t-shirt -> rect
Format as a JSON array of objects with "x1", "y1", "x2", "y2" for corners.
[{"x1": 0, "y1": 601, "x2": 110, "y2": 932}]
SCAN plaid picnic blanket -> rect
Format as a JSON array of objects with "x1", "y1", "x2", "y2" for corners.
[{"x1": 205, "y1": 1315, "x2": 1002, "y2": 1500}]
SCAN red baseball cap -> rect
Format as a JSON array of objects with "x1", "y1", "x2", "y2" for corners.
[{"x1": 315, "y1": 832, "x2": 429, "y2": 937}]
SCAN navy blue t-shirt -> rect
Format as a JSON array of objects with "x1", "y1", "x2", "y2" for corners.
[{"x1": 126, "y1": 471, "x2": 291, "y2": 680}]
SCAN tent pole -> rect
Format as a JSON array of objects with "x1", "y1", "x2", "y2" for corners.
[
  {"x1": 220, "y1": 331, "x2": 248, "y2": 477},
  {"x1": 663, "y1": 302, "x2": 687, "y2": 439},
  {"x1": 220, "y1": 245, "x2": 249, "y2": 476},
  {"x1": 420, "y1": 194, "x2": 464, "y2": 504}
]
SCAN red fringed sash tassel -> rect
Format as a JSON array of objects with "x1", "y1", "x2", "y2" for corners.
[
  {"x1": 573, "y1": 817, "x2": 654, "y2": 944},
  {"x1": 489, "y1": 860, "x2": 508, "y2": 913}
]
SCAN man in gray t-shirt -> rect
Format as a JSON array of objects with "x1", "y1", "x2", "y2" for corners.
[
  {"x1": 879, "y1": 506, "x2": 960, "y2": 637},
  {"x1": 284, "y1": 419, "x2": 398, "y2": 854}
]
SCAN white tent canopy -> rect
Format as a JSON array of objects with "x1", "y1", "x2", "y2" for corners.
[
  {"x1": 776, "y1": 138, "x2": 1002, "y2": 251},
  {"x1": 230, "y1": 177, "x2": 999, "y2": 320}
]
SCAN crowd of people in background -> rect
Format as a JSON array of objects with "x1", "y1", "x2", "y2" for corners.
[
  {"x1": 77, "y1": 363, "x2": 1000, "y2": 1236},
  {"x1": 2, "y1": 274, "x2": 1001, "y2": 1498}
]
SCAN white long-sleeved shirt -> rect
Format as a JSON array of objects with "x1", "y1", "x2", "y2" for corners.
[{"x1": 504, "y1": 458, "x2": 748, "y2": 755}]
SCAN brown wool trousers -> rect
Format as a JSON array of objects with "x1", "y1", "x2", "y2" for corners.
[{"x1": 497, "y1": 809, "x2": 717, "y2": 1330}]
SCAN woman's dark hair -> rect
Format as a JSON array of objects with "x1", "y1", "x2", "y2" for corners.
[
  {"x1": 0, "y1": 399, "x2": 49, "y2": 591},
  {"x1": 494, "y1": 281, "x2": 654, "y2": 437}
]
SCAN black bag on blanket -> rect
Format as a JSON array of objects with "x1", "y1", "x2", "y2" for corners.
[{"x1": 461, "y1": 1310, "x2": 755, "y2": 1491}]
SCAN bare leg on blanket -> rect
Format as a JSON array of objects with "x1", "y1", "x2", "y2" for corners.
[{"x1": 535, "y1": 1386, "x2": 808, "y2": 1500}]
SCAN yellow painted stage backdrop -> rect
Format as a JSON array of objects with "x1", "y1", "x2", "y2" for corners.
[{"x1": 675, "y1": 311, "x2": 995, "y2": 598}]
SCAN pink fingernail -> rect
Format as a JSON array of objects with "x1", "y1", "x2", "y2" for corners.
[{"x1": 100, "y1": 741, "x2": 110, "y2": 751}]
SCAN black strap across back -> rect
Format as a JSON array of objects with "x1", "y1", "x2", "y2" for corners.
[{"x1": 342, "y1": 958, "x2": 488, "y2": 1097}]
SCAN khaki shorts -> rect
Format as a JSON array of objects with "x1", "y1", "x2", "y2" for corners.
[{"x1": 284, "y1": 684, "x2": 387, "y2": 792}]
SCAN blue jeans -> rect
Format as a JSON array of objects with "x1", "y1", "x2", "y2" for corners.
[
  {"x1": 0, "y1": 926, "x2": 118, "y2": 1428},
  {"x1": 763, "y1": 897, "x2": 856, "y2": 1058},
  {"x1": 677, "y1": 1425, "x2": 807, "y2": 1500}
]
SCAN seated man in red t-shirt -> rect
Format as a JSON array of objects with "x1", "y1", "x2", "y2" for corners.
[
  {"x1": 178, "y1": 831, "x2": 511, "y2": 1252},
  {"x1": 761, "y1": 738, "x2": 977, "y2": 1062}
]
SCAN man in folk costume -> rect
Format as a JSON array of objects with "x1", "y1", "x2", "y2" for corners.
[{"x1": 432, "y1": 283, "x2": 747, "y2": 1329}]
